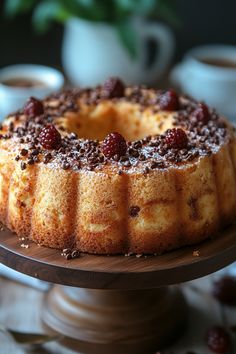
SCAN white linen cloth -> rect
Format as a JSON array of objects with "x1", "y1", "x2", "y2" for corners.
[{"x1": 0, "y1": 263, "x2": 50, "y2": 291}]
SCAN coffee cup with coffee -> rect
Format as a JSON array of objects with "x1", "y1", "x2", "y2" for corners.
[
  {"x1": 170, "y1": 44, "x2": 236, "y2": 121},
  {"x1": 0, "y1": 64, "x2": 64, "y2": 119}
]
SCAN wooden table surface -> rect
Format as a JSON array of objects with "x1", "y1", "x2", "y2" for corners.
[{"x1": 0, "y1": 264, "x2": 236, "y2": 354}]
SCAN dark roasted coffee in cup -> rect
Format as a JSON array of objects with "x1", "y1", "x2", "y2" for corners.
[
  {"x1": 200, "y1": 57, "x2": 236, "y2": 68},
  {"x1": 1, "y1": 77, "x2": 46, "y2": 88}
]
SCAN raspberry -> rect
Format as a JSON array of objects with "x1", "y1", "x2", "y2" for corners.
[
  {"x1": 164, "y1": 128, "x2": 188, "y2": 149},
  {"x1": 206, "y1": 326, "x2": 231, "y2": 353},
  {"x1": 191, "y1": 103, "x2": 210, "y2": 123},
  {"x1": 23, "y1": 97, "x2": 44, "y2": 117},
  {"x1": 159, "y1": 89, "x2": 179, "y2": 111},
  {"x1": 212, "y1": 276, "x2": 236, "y2": 306},
  {"x1": 102, "y1": 77, "x2": 125, "y2": 98},
  {"x1": 39, "y1": 124, "x2": 61, "y2": 150},
  {"x1": 102, "y1": 132, "x2": 127, "y2": 159}
]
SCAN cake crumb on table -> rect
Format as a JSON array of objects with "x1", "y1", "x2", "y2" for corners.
[
  {"x1": 193, "y1": 250, "x2": 200, "y2": 257},
  {"x1": 20, "y1": 243, "x2": 29, "y2": 249}
]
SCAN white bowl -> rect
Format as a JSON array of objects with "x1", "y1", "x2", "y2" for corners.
[
  {"x1": 170, "y1": 44, "x2": 236, "y2": 121},
  {"x1": 0, "y1": 64, "x2": 64, "y2": 119}
]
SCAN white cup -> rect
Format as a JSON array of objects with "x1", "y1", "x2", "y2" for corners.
[
  {"x1": 62, "y1": 17, "x2": 175, "y2": 87},
  {"x1": 170, "y1": 45, "x2": 236, "y2": 121},
  {"x1": 0, "y1": 64, "x2": 64, "y2": 119}
]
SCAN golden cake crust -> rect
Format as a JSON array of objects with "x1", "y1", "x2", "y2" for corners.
[{"x1": 0, "y1": 79, "x2": 236, "y2": 255}]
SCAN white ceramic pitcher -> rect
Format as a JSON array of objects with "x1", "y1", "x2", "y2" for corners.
[{"x1": 62, "y1": 17, "x2": 175, "y2": 86}]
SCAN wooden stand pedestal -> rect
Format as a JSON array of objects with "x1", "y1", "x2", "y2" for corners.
[{"x1": 43, "y1": 285, "x2": 187, "y2": 353}]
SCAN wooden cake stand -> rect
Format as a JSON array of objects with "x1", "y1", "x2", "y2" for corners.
[{"x1": 0, "y1": 225, "x2": 236, "y2": 354}]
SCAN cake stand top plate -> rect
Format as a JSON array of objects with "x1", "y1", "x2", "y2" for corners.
[{"x1": 0, "y1": 226, "x2": 235, "y2": 289}]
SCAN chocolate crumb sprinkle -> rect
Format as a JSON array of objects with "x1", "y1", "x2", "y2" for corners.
[
  {"x1": 129, "y1": 206, "x2": 140, "y2": 217},
  {"x1": 61, "y1": 248, "x2": 80, "y2": 260},
  {"x1": 20, "y1": 161, "x2": 26, "y2": 170},
  {"x1": 0, "y1": 84, "x2": 229, "y2": 173},
  {"x1": 20, "y1": 148, "x2": 28, "y2": 156}
]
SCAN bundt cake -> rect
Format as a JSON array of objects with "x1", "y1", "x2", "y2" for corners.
[{"x1": 0, "y1": 77, "x2": 235, "y2": 255}]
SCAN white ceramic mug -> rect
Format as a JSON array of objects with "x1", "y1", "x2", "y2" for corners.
[
  {"x1": 62, "y1": 17, "x2": 175, "y2": 86},
  {"x1": 0, "y1": 64, "x2": 64, "y2": 119},
  {"x1": 170, "y1": 45, "x2": 236, "y2": 120}
]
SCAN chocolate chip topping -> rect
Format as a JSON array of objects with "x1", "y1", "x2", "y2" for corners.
[
  {"x1": 20, "y1": 148, "x2": 28, "y2": 156},
  {"x1": 0, "y1": 81, "x2": 230, "y2": 173},
  {"x1": 129, "y1": 206, "x2": 140, "y2": 217},
  {"x1": 61, "y1": 248, "x2": 80, "y2": 260},
  {"x1": 20, "y1": 161, "x2": 26, "y2": 170}
]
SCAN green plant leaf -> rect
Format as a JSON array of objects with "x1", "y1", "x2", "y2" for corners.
[
  {"x1": 32, "y1": 1, "x2": 70, "y2": 32},
  {"x1": 58, "y1": 0, "x2": 109, "y2": 22},
  {"x1": 115, "y1": 0, "x2": 156, "y2": 14},
  {"x1": 4, "y1": 0, "x2": 36, "y2": 18},
  {"x1": 154, "y1": 0, "x2": 180, "y2": 27},
  {"x1": 116, "y1": 21, "x2": 138, "y2": 59}
]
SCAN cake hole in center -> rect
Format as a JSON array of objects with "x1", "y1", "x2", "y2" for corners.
[{"x1": 58, "y1": 106, "x2": 173, "y2": 141}]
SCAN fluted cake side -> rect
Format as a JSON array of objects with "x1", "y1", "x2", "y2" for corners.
[{"x1": 0, "y1": 140, "x2": 235, "y2": 254}]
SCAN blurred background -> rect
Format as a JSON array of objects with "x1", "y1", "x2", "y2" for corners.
[
  {"x1": 0, "y1": 0, "x2": 236, "y2": 118},
  {"x1": 1, "y1": 0, "x2": 235, "y2": 68}
]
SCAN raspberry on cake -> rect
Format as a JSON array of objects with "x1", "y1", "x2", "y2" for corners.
[
  {"x1": 0, "y1": 77, "x2": 236, "y2": 255},
  {"x1": 102, "y1": 132, "x2": 127, "y2": 159},
  {"x1": 158, "y1": 89, "x2": 179, "y2": 111},
  {"x1": 39, "y1": 124, "x2": 62, "y2": 150},
  {"x1": 102, "y1": 77, "x2": 125, "y2": 98},
  {"x1": 191, "y1": 102, "x2": 210, "y2": 124},
  {"x1": 164, "y1": 128, "x2": 188, "y2": 149},
  {"x1": 23, "y1": 97, "x2": 44, "y2": 117}
]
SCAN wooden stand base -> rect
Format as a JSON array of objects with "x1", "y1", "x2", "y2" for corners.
[
  {"x1": 43, "y1": 285, "x2": 187, "y2": 354},
  {"x1": 2, "y1": 225, "x2": 236, "y2": 353}
]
